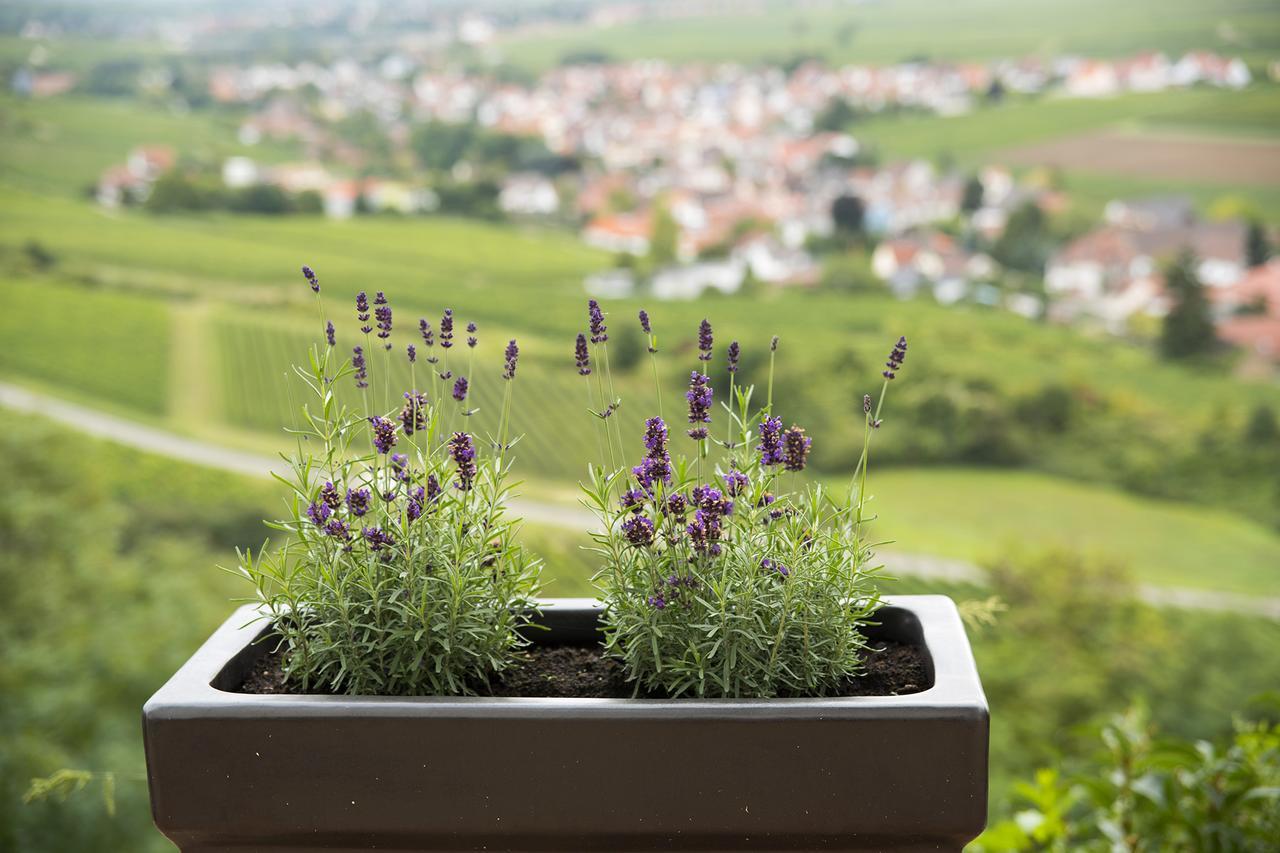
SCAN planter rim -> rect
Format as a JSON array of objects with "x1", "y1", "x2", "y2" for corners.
[{"x1": 145, "y1": 595, "x2": 985, "y2": 719}]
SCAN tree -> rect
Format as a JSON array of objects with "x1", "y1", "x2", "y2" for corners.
[
  {"x1": 1246, "y1": 220, "x2": 1271, "y2": 268},
  {"x1": 1244, "y1": 404, "x2": 1279, "y2": 445},
  {"x1": 991, "y1": 201, "x2": 1051, "y2": 274},
  {"x1": 1159, "y1": 251, "x2": 1216, "y2": 360},
  {"x1": 961, "y1": 176, "x2": 984, "y2": 214},
  {"x1": 830, "y1": 194, "x2": 865, "y2": 238},
  {"x1": 814, "y1": 97, "x2": 858, "y2": 132}
]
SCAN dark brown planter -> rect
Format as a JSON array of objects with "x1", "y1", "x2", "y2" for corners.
[{"x1": 143, "y1": 595, "x2": 988, "y2": 851}]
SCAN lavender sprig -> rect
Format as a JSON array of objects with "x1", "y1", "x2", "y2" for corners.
[
  {"x1": 575, "y1": 333, "x2": 591, "y2": 376},
  {"x1": 697, "y1": 319, "x2": 713, "y2": 362},
  {"x1": 502, "y1": 339, "x2": 519, "y2": 380},
  {"x1": 302, "y1": 265, "x2": 319, "y2": 292},
  {"x1": 356, "y1": 292, "x2": 371, "y2": 334},
  {"x1": 685, "y1": 371, "x2": 712, "y2": 440},
  {"x1": 588, "y1": 299, "x2": 608, "y2": 344}
]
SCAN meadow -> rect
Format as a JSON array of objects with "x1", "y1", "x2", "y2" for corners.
[{"x1": 497, "y1": 0, "x2": 1280, "y2": 70}]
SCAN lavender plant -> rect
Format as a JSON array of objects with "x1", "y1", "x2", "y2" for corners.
[
  {"x1": 234, "y1": 267, "x2": 540, "y2": 695},
  {"x1": 580, "y1": 303, "x2": 908, "y2": 698}
]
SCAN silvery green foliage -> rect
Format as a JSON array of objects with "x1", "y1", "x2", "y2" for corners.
[
  {"x1": 237, "y1": 305, "x2": 539, "y2": 696},
  {"x1": 580, "y1": 312, "x2": 896, "y2": 698}
]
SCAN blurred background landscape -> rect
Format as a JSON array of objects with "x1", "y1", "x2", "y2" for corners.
[{"x1": 1, "y1": 0, "x2": 1278, "y2": 849}]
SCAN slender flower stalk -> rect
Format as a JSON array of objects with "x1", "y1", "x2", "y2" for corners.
[{"x1": 639, "y1": 309, "x2": 663, "y2": 419}]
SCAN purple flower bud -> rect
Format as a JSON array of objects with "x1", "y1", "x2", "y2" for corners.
[
  {"x1": 390, "y1": 453, "x2": 409, "y2": 481},
  {"x1": 574, "y1": 333, "x2": 591, "y2": 376},
  {"x1": 686, "y1": 371, "x2": 712, "y2": 439},
  {"x1": 863, "y1": 394, "x2": 872, "y2": 414},
  {"x1": 761, "y1": 557, "x2": 790, "y2": 578},
  {"x1": 302, "y1": 265, "x2": 319, "y2": 292},
  {"x1": 723, "y1": 469, "x2": 748, "y2": 496},
  {"x1": 362, "y1": 526, "x2": 395, "y2": 552},
  {"x1": 758, "y1": 416, "x2": 783, "y2": 466},
  {"x1": 407, "y1": 344, "x2": 416, "y2": 363},
  {"x1": 400, "y1": 390, "x2": 428, "y2": 435},
  {"x1": 306, "y1": 501, "x2": 330, "y2": 527},
  {"x1": 325, "y1": 321, "x2": 335, "y2": 347},
  {"x1": 648, "y1": 594, "x2": 667, "y2": 609},
  {"x1": 356, "y1": 292, "x2": 371, "y2": 334},
  {"x1": 770, "y1": 335, "x2": 779, "y2": 353},
  {"x1": 452, "y1": 375, "x2": 469, "y2": 402},
  {"x1": 425, "y1": 474, "x2": 442, "y2": 504},
  {"x1": 638, "y1": 309, "x2": 651, "y2": 335},
  {"x1": 619, "y1": 488, "x2": 647, "y2": 513},
  {"x1": 621, "y1": 515, "x2": 655, "y2": 548},
  {"x1": 782, "y1": 425, "x2": 812, "y2": 472},
  {"x1": 351, "y1": 346, "x2": 368, "y2": 389},
  {"x1": 323, "y1": 518, "x2": 350, "y2": 541},
  {"x1": 697, "y1": 319, "x2": 713, "y2": 362},
  {"x1": 466, "y1": 321, "x2": 477, "y2": 348},
  {"x1": 419, "y1": 318, "x2": 434, "y2": 347},
  {"x1": 665, "y1": 492, "x2": 689, "y2": 516},
  {"x1": 368, "y1": 415, "x2": 398, "y2": 454},
  {"x1": 588, "y1": 299, "x2": 608, "y2": 344},
  {"x1": 374, "y1": 295, "x2": 393, "y2": 349},
  {"x1": 503, "y1": 339, "x2": 519, "y2": 380},
  {"x1": 727, "y1": 340, "x2": 740, "y2": 374},
  {"x1": 448, "y1": 431, "x2": 477, "y2": 491},
  {"x1": 346, "y1": 487, "x2": 371, "y2": 517},
  {"x1": 440, "y1": 309, "x2": 454, "y2": 349},
  {"x1": 319, "y1": 481, "x2": 342, "y2": 510},
  {"x1": 883, "y1": 335, "x2": 908, "y2": 380}
]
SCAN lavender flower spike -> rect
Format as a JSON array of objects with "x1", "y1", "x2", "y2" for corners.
[
  {"x1": 697, "y1": 319, "x2": 713, "y2": 362},
  {"x1": 351, "y1": 346, "x2": 368, "y2": 389},
  {"x1": 638, "y1": 309, "x2": 651, "y2": 335},
  {"x1": 407, "y1": 344, "x2": 416, "y2": 363},
  {"x1": 883, "y1": 335, "x2": 908, "y2": 380},
  {"x1": 758, "y1": 415, "x2": 783, "y2": 466},
  {"x1": 621, "y1": 515, "x2": 655, "y2": 548},
  {"x1": 419, "y1": 318, "x2": 434, "y2": 347},
  {"x1": 374, "y1": 292, "x2": 392, "y2": 349},
  {"x1": 448, "y1": 431, "x2": 478, "y2": 491},
  {"x1": 588, "y1": 299, "x2": 608, "y2": 344},
  {"x1": 686, "y1": 371, "x2": 712, "y2": 440},
  {"x1": 782, "y1": 425, "x2": 812, "y2": 472},
  {"x1": 301, "y1": 265, "x2": 319, "y2": 292},
  {"x1": 440, "y1": 309, "x2": 454, "y2": 349},
  {"x1": 325, "y1": 321, "x2": 335, "y2": 347},
  {"x1": 368, "y1": 415, "x2": 398, "y2": 454},
  {"x1": 452, "y1": 375, "x2": 469, "y2": 402},
  {"x1": 467, "y1": 321, "x2": 477, "y2": 349},
  {"x1": 503, "y1": 339, "x2": 519, "y2": 380},
  {"x1": 356, "y1": 292, "x2": 371, "y2": 334},
  {"x1": 727, "y1": 340, "x2": 740, "y2": 374},
  {"x1": 770, "y1": 334, "x2": 779, "y2": 352},
  {"x1": 574, "y1": 333, "x2": 591, "y2": 376}
]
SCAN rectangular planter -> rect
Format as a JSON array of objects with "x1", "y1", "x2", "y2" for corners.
[{"x1": 144, "y1": 595, "x2": 988, "y2": 852}]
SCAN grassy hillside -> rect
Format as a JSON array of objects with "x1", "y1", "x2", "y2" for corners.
[{"x1": 498, "y1": 0, "x2": 1280, "y2": 71}]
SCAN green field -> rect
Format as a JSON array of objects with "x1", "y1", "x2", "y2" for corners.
[{"x1": 498, "y1": 0, "x2": 1280, "y2": 70}]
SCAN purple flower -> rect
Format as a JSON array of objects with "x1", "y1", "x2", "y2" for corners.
[
  {"x1": 574, "y1": 333, "x2": 591, "y2": 376},
  {"x1": 406, "y1": 497, "x2": 423, "y2": 522},
  {"x1": 302, "y1": 265, "x2": 319, "y2": 292},
  {"x1": 407, "y1": 344, "x2": 416, "y2": 363},
  {"x1": 356, "y1": 292, "x2": 371, "y2": 334},
  {"x1": 697, "y1": 319, "x2": 713, "y2": 362},
  {"x1": 400, "y1": 390, "x2": 428, "y2": 435},
  {"x1": 588, "y1": 299, "x2": 608, "y2": 344},
  {"x1": 319, "y1": 481, "x2": 342, "y2": 509},
  {"x1": 323, "y1": 518, "x2": 350, "y2": 541},
  {"x1": 452, "y1": 375, "x2": 469, "y2": 402},
  {"x1": 686, "y1": 509, "x2": 723, "y2": 556},
  {"x1": 883, "y1": 335, "x2": 908, "y2": 380},
  {"x1": 503, "y1": 339, "x2": 519, "y2": 380},
  {"x1": 757, "y1": 492, "x2": 776, "y2": 508},
  {"x1": 306, "y1": 501, "x2": 330, "y2": 527},
  {"x1": 325, "y1": 321, "x2": 335, "y2": 347},
  {"x1": 758, "y1": 416, "x2": 783, "y2": 466},
  {"x1": 362, "y1": 526, "x2": 395, "y2": 552},
  {"x1": 467, "y1": 322, "x2": 477, "y2": 348},
  {"x1": 425, "y1": 474, "x2": 442, "y2": 504},
  {"x1": 648, "y1": 594, "x2": 667, "y2": 610},
  {"x1": 643, "y1": 415, "x2": 669, "y2": 458},
  {"x1": 686, "y1": 371, "x2": 712, "y2": 440},
  {"x1": 448, "y1": 431, "x2": 477, "y2": 491},
  {"x1": 723, "y1": 469, "x2": 748, "y2": 496},
  {"x1": 631, "y1": 416, "x2": 673, "y2": 489},
  {"x1": 665, "y1": 492, "x2": 689, "y2": 517},
  {"x1": 419, "y1": 318, "x2": 434, "y2": 347},
  {"x1": 390, "y1": 453, "x2": 409, "y2": 481},
  {"x1": 727, "y1": 340, "x2": 740, "y2": 374},
  {"x1": 782, "y1": 425, "x2": 811, "y2": 472},
  {"x1": 761, "y1": 557, "x2": 790, "y2": 578},
  {"x1": 374, "y1": 293, "x2": 392, "y2": 349},
  {"x1": 440, "y1": 309, "x2": 454, "y2": 349},
  {"x1": 638, "y1": 309, "x2": 651, "y2": 335},
  {"x1": 346, "y1": 487, "x2": 371, "y2": 517},
  {"x1": 863, "y1": 394, "x2": 872, "y2": 414},
  {"x1": 692, "y1": 484, "x2": 732, "y2": 517},
  {"x1": 352, "y1": 346, "x2": 368, "y2": 389},
  {"x1": 368, "y1": 416, "x2": 398, "y2": 454},
  {"x1": 619, "y1": 488, "x2": 647, "y2": 513},
  {"x1": 621, "y1": 515, "x2": 655, "y2": 548}
]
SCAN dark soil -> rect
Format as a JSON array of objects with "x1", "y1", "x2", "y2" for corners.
[{"x1": 238, "y1": 640, "x2": 930, "y2": 698}]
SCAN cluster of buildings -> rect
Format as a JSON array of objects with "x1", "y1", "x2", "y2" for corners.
[{"x1": 1046, "y1": 195, "x2": 1277, "y2": 360}]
